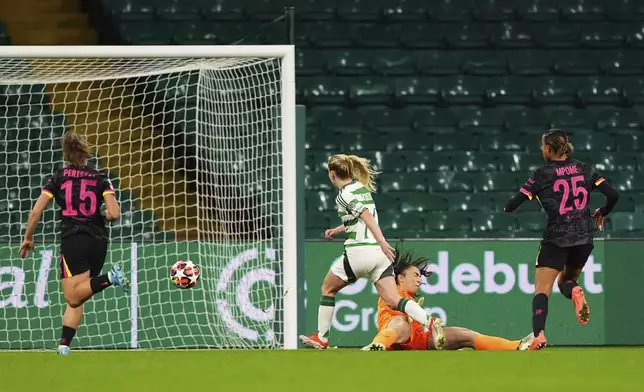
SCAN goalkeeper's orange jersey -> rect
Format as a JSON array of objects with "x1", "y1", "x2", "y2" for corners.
[
  {"x1": 376, "y1": 285, "x2": 429, "y2": 350},
  {"x1": 376, "y1": 286, "x2": 422, "y2": 332}
]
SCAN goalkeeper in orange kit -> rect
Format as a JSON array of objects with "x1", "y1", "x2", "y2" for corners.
[{"x1": 363, "y1": 247, "x2": 535, "y2": 351}]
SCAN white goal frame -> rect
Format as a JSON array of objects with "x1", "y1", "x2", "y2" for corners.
[{"x1": 0, "y1": 45, "x2": 298, "y2": 350}]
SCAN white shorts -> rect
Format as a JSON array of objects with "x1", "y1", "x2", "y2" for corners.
[{"x1": 331, "y1": 245, "x2": 394, "y2": 284}]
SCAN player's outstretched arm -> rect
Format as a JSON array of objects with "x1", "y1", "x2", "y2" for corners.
[
  {"x1": 504, "y1": 192, "x2": 529, "y2": 213},
  {"x1": 20, "y1": 194, "x2": 52, "y2": 258},
  {"x1": 103, "y1": 193, "x2": 120, "y2": 221},
  {"x1": 359, "y1": 209, "x2": 394, "y2": 262}
]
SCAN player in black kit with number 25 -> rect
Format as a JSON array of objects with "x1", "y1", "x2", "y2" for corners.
[
  {"x1": 19, "y1": 132, "x2": 130, "y2": 355},
  {"x1": 504, "y1": 129, "x2": 619, "y2": 350}
]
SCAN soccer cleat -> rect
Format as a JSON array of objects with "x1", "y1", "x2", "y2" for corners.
[
  {"x1": 56, "y1": 345, "x2": 70, "y2": 355},
  {"x1": 517, "y1": 333, "x2": 535, "y2": 351},
  {"x1": 109, "y1": 263, "x2": 130, "y2": 293},
  {"x1": 572, "y1": 286, "x2": 590, "y2": 325},
  {"x1": 529, "y1": 332, "x2": 547, "y2": 351},
  {"x1": 429, "y1": 317, "x2": 445, "y2": 350},
  {"x1": 299, "y1": 332, "x2": 328, "y2": 350},
  {"x1": 361, "y1": 342, "x2": 386, "y2": 351}
]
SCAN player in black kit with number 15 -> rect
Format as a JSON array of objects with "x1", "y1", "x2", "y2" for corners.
[
  {"x1": 504, "y1": 129, "x2": 619, "y2": 350},
  {"x1": 19, "y1": 132, "x2": 130, "y2": 355}
]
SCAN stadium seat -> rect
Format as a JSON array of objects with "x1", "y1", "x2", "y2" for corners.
[
  {"x1": 382, "y1": 0, "x2": 430, "y2": 22},
  {"x1": 378, "y1": 172, "x2": 429, "y2": 192},
  {"x1": 555, "y1": 51, "x2": 602, "y2": 76},
  {"x1": 610, "y1": 212, "x2": 644, "y2": 233},
  {"x1": 471, "y1": 212, "x2": 517, "y2": 235},
  {"x1": 373, "y1": 50, "x2": 417, "y2": 76},
  {"x1": 471, "y1": 172, "x2": 519, "y2": 192},
  {"x1": 516, "y1": 212, "x2": 546, "y2": 233},
  {"x1": 307, "y1": 22, "x2": 354, "y2": 48},
  {"x1": 361, "y1": 107, "x2": 415, "y2": 134},
  {"x1": 337, "y1": 0, "x2": 380, "y2": 22},
  {"x1": 296, "y1": 50, "x2": 326, "y2": 76},
  {"x1": 602, "y1": 51, "x2": 644, "y2": 76},
  {"x1": 398, "y1": 24, "x2": 444, "y2": 49},
  {"x1": 157, "y1": 1, "x2": 203, "y2": 21},
  {"x1": 326, "y1": 50, "x2": 372, "y2": 76},
  {"x1": 354, "y1": 24, "x2": 399, "y2": 48},
  {"x1": 569, "y1": 131, "x2": 616, "y2": 152},
  {"x1": 428, "y1": 171, "x2": 473, "y2": 192},
  {"x1": 200, "y1": 1, "x2": 245, "y2": 21},
  {"x1": 300, "y1": 78, "x2": 348, "y2": 105},
  {"x1": 425, "y1": 211, "x2": 471, "y2": 235},
  {"x1": 393, "y1": 77, "x2": 440, "y2": 105},
  {"x1": 349, "y1": 78, "x2": 394, "y2": 105},
  {"x1": 384, "y1": 213, "x2": 425, "y2": 238},
  {"x1": 306, "y1": 190, "x2": 336, "y2": 212},
  {"x1": 461, "y1": 51, "x2": 508, "y2": 76},
  {"x1": 446, "y1": 192, "x2": 494, "y2": 212},
  {"x1": 397, "y1": 192, "x2": 447, "y2": 213},
  {"x1": 615, "y1": 134, "x2": 644, "y2": 152}
]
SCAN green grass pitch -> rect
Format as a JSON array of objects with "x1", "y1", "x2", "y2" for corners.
[{"x1": 2, "y1": 348, "x2": 642, "y2": 391}]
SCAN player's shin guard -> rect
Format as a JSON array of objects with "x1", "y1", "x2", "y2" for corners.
[
  {"x1": 89, "y1": 275, "x2": 112, "y2": 294},
  {"x1": 59, "y1": 325, "x2": 76, "y2": 347},
  {"x1": 532, "y1": 293, "x2": 549, "y2": 337},
  {"x1": 397, "y1": 298, "x2": 429, "y2": 326},
  {"x1": 318, "y1": 296, "x2": 335, "y2": 342},
  {"x1": 559, "y1": 280, "x2": 578, "y2": 299}
]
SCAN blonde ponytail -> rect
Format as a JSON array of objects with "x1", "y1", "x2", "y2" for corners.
[{"x1": 328, "y1": 154, "x2": 378, "y2": 192}]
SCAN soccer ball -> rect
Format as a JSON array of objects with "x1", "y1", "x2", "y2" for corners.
[{"x1": 170, "y1": 260, "x2": 200, "y2": 289}]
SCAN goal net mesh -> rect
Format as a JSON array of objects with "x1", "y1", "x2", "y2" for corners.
[{"x1": 0, "y1": 56, "x2": 285, "y2": 349}]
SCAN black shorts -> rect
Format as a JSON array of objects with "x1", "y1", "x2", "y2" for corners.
[
  {"x1": 59, "y1": 233, "x2": 108, "y2": 279},
  {"x1": 536, "y1": 243, "x2": 594, "y2": 272}
]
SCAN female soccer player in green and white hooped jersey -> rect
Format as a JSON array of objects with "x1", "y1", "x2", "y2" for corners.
[{"x1": 299, "y1": 154, "x2": 445, "y2": 350}]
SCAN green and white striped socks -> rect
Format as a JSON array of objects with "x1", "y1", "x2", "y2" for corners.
[{"x1": 318, "y1": 295, "x2": 336, "y2": 342}]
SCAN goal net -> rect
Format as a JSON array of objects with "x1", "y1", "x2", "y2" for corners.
[{"x1": 0, "y1": 46, "x2": 297, "y2": 350}]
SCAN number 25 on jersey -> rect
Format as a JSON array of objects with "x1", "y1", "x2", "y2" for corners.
[{"x1": 553, "y1": 175, "x2": 588, "y2": 215}]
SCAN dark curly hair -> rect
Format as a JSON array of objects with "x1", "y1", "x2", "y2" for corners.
[{"x1": 392, "y1": 245, "x2": 432, "y2": 285}]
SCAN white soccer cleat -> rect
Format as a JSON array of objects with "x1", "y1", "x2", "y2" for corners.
[
  {"x1": 430, "y1": 317, "x2": 445, "y2": 350},
  {"x1": 56, "y1": 345, "x2": 70, "y2": 355},
  {"x1": 517, "y1": 333, "x2": 535, "y2": 351},
  {"x1": 361, "y1": 342, "x2": 386, "y2": 351}
]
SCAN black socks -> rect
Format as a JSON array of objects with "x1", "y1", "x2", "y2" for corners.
[
  {"x1": 90, "y1": 274, "x2": 112, "y2": 294},
  {"x1": 60, "y1": 325, "x2": 77, "y2": 347},
  {"x1": 532, "y1": 293, "x2": 549, "y2": 337}
]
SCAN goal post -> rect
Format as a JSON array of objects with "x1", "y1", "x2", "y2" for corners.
[{"x1": 0, "y1": 45, "x2": 299, "y2": 350}]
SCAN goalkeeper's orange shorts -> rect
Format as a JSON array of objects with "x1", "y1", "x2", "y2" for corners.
[{"x1": 377, "y1": 311, "x2": 430, "y2": 351}]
